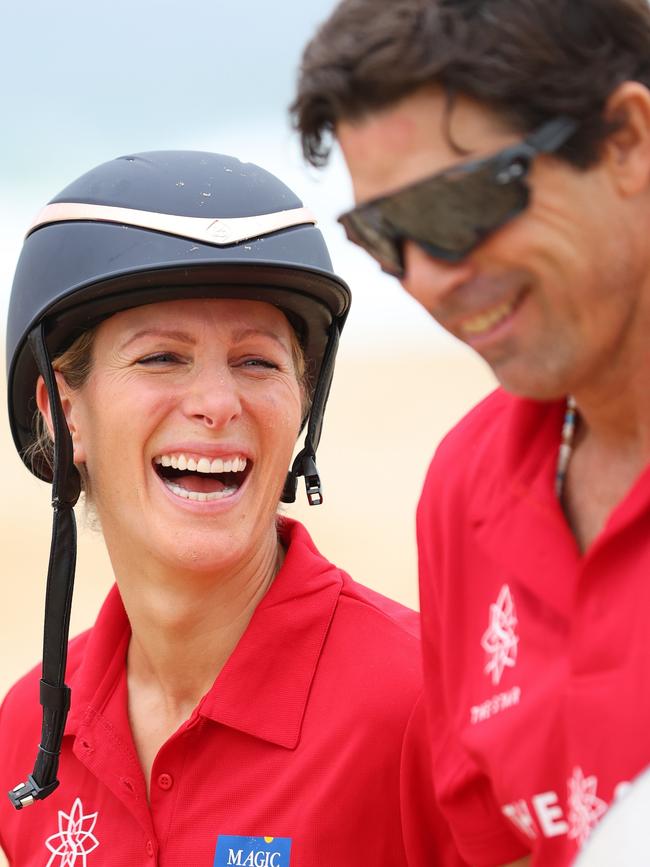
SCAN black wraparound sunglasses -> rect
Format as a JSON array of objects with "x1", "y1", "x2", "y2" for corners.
[{"x1": 338, "y1": 115, "x2": 579, "y2": 277}]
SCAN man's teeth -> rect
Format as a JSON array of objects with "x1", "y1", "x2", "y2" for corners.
[
  {"x1": 154, "y1": 455, "x2": 247, "y2": 473},
  {"x1": 163, "y1": 481, "x2": 238, "y2": 502},
  {"x1": 460, "y1": 300, "x2": 516, "y2": 336}
]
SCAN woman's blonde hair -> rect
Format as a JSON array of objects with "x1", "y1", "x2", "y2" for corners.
[{"x1": 25, "y1": 327, "x2": 97, "y2": 491}]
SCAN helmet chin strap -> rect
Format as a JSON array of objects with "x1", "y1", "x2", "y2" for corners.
[
  {"x1": 281, "y1": 322, "x2": 340, "y2": 507},
  {"x1": 8, "y1": 324, "x2": 81, "y2": 809}
]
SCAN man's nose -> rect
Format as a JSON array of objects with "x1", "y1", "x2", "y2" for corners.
[
  {"x1": 400, "y1": 239, "x2": 475, "y2": 314},
  {"x1": 182, "y1": 365, "x2": 243, "y2": 430}
]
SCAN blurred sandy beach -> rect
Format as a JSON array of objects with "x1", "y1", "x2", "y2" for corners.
[
  {"x1": 0, "y1": 345, "x2": 494, "y2": 688},
  {"x1": 0, "y1": 344, "x2": 494, "y2": 852}
]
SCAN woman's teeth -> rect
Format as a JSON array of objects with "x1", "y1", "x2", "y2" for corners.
[
  {"x1": 163, "y1": 482, "x2": 238, "y2": 502},
  {"x1": 460, "y1": 299, "x2": 516, "y2": 336},
  {"x1": 154, "y1": 454, "x2": 247, "y2": 473},
  {"x1": 153, "y1": 453, "x2": 248, "y2": 502}
]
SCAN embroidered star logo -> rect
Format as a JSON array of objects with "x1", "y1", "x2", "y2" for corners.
[
  {"x1": 481, "y1": 584, "x2": 519, "y2": 685},
  {"x1": 45, "y1": 798, "x2": 99, "y2": 867},
  {"x1": 567, "y1": 766, "x2": 608, "y2": 847}
]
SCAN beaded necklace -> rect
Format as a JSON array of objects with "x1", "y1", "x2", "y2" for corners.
[{"x1": 555, "y1": 395, "x2": 577, "y2": 499}]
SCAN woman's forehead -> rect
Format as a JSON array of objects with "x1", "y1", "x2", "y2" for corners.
[{"x1": 97, "y1": 297, "x2": 293, "y2": 341}]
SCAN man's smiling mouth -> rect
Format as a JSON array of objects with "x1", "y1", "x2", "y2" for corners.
[
  {"x1": 459, "y1": 298, "x2": 520, "y2": 336},
  {"x1": 153, "y1": 453, "x2": 251, "y2": 502}
]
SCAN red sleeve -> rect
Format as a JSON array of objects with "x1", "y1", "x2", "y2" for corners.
[
  {"x1": 417, "y1": 459, "x2": 529, "y2": 866},
  {"x1": 400, "y1": 694, "x2": 470, "y2": 867},
  {"x1": 0, "y1": 691, "x2": 13, "y2": 863}
]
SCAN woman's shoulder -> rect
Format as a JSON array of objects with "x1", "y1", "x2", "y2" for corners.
[
  {"x1": 338, "y1": 575, "x2": 420, "y2": 640},
  {"x1": 326, "y1": 573, "x2": 422, "y2": 693},
  {"x1": 282, "y1": 521, "x2": 420, "y2": 666},
  {"x1": 302, "y1": 572, "x2": 424, "y2": 738},
  {"x1": 0, "y1": 629, "x2": 92, "y2": 727}
]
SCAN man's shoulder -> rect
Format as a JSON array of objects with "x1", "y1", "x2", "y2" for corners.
[
  {"x1": 421, "y1": 387, "x2": 553, "y2": 504},
  {"x1": 436, "y1": 386, "x2": 513, "y2": 461}
]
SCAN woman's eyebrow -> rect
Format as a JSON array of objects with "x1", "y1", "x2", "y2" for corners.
[
  {"x1": 120, "y1": 326, "x2": 290, "y2": 352},
  {"x1": 232, "y1": 327, "x2": 291, "y2": 351},
  {"x1": 120, "y1": 328, "x2": 196, "y2": 349}
]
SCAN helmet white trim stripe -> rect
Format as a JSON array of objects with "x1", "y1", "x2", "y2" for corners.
[{"x1": 28, "y1": 202, "x2": 317, "y2": 247}]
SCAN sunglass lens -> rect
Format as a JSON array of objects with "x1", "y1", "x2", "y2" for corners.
[
  {"x1": 341, "y1": 157, "x2": 529, "y2": 270},
  {"x1": 379, "y1": 160, "x2": 528, "y2": 260},
  {"x1": 341, "y1": 210, "x2": 404, "y2": 276}
]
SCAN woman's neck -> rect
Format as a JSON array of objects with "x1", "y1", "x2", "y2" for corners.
[
  {"x1": 111, "y1": 524, "x2": 284, "y2": 794},
  {"x1": 115, "y1": 525, "x2": 283, "y2": 711}
]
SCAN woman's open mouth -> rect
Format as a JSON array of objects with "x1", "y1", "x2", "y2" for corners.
[{"x1": 153, "y1": 453, "x2": 251, "y2": 502}]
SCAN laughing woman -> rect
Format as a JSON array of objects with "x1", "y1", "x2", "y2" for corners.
[{"x1": 0, "y1": 152, "x2": 464, "y2": 866}]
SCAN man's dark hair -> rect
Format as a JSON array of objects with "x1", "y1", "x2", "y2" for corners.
[{"x1": 291, "y1": 0, "x2": 650, "y2": 168}]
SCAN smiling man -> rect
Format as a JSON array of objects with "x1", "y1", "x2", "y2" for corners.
[{"x1": 292, "y1": 1, "x2": 650, "y2": 865}]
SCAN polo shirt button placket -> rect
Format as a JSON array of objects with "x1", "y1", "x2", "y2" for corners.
[
  {"x1": 145, "y1": 839, "x2": 155, "y2": 858},
  {"x1": 157, "y1": 772, "x2": 173, "y2": 791}
]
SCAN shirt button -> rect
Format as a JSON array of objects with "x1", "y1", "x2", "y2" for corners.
[
  {"x1": 145, "y1": 840, "x2": 154, "y2": 857},
  {"x1": 157, "y1": 772, "x2": 173, "y2": 791}
]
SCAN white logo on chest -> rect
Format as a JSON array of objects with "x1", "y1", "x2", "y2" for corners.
[
  {"x1": 45, "y1": 797, "x2": 99, "y2": 866},
  {"x1": 481, "y1": 584, "x2": 519, "y2": 685}
]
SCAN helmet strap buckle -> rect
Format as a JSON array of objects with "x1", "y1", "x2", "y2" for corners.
[
  {"x1": 8, "y1": 774, "x2": 60, "y2": 810},
  {"x1": 281, "y1": 449, "x2": 323, "y2": 506}
]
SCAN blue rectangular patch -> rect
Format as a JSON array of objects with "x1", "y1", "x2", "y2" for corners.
[{"x1": 214, "y1": 835, "x2": 292, "y2": 867}]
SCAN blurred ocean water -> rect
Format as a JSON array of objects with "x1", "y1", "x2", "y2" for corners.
[{"x1": 1, "y1": 0, "x2": 454, "y2": 352}]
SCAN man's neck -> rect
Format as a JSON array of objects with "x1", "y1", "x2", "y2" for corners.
[{"x1": 562, "y1": 375, "x2": 650, "y2": 552}]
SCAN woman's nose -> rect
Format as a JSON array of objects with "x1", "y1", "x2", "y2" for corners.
[
  {"x1": 182, "y1": 366, "x2": 243, "y2": 429},
  {"x1": 400, "y1": 239, "x2": 475, "y2": 315}
]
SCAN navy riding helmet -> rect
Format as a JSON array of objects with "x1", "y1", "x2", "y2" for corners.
[{"x1": 5, "y1": 150, "x2": 351, "y2": 809}]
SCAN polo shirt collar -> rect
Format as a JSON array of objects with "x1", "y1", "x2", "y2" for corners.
[
  {"x1": 470, "y1": 394, "x2": 650, "y2": 618},
  {"x1": 66, "y1": 519, "x2": 341, "y2": 750},
  {"x1": 198, "y1": 520, "x2": 341, "y2": 748},
  {"x1": 470, "y1": 396, "x2": 580, "y2": 616}
]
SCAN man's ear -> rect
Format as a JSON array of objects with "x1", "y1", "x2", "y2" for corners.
[
  {"x1": 35, "y1": 373, "x2": 87, "y2": 463},
  {"x1": 601, "y1": 81, "x2": 650, "y2": 197}
]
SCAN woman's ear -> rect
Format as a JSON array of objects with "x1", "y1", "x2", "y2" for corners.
[{"x1": 35, "y1": 373, "x2": 87, "y2": 464}]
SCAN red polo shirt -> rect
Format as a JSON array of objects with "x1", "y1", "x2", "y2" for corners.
[
  {"x1": 0, "y1": 519, "x2": 464, "y2": 866},
  {"x1": 418, "y1": 388, "x2": 650, "y2": 866}
]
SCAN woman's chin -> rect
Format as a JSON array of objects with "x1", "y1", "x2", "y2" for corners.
[{"x1": 152, "y1": 515, "x2": 280, "y2": 578}]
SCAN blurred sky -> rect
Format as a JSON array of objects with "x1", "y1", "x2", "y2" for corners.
[{"x1": 0, "y1": 0, "x2": 456, "y2": 355}]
